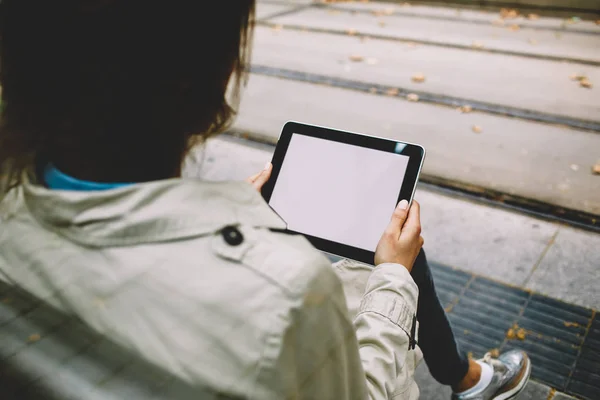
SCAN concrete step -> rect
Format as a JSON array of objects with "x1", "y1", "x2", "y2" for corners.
[
  {"x1": 252, "y1": 25, "x2": 600, "y2": 123},
  {"x1": 233, "y1": 74, "x2": 600, "y2": 215},
  {"x1": 264, "y1": 4, "x2": 600, "y2": 64}
]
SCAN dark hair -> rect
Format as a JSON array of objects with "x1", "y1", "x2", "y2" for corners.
[{"x1": 0, "y1": 0, "x2": 255, "y2": 189}]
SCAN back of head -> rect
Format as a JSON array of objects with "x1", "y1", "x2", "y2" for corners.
[{"x1": 0, "y1": 0, "x2": 255, "y2": 188}]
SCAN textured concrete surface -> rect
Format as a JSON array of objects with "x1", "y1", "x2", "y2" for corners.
[
  {"x1": 234, "y1": 75, "x2": 600, "y2": 214},
  {"x1": 553, "y1": 391, "x2": 579, "y2": 399},
  {"x1": 252, "y1": 26, "x2": 600, "y2": 122},
  {"x1": 269, "y1": 7, "x2": 600, "y2": 63},
  {"x1": 526, "y1": 226, "x2": 600, "y2": 310}
]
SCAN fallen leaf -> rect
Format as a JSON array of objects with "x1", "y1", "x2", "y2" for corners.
[
  {"x1": 592, "y1": 163, "x2": 600, "y2": 175},
  {"x1": 406, "y1": 93, "x2": 419, "y2": 102},
  {"x1": 327, "y1": 10, "x2": 341, "y2": 15},
  {"x1": 570, "y1": 164, "x2": 579, "y2": 171},
  {"x1": 506, "y1": 328, "x2": 516, "y2": 339},
  {"x1": 564, "y1": 321, "x2": 580, "y2": 328},
  {"x1": 489, "y1": 348, "x2": 500, "y2": 358},
  {"x1": 471, "y1": 41, "x2": 484, "y2": 49},
  {"x1": 348, "y1": 54, "x2": 365, "y2": 62},
  {"x1": 527, "y1": 13, "x2": 539, "y2": 20},
  {"x1": 411, "y1": 73, "x2": 426, "y2": 83},
  {"x1": 500, "y1": 8, "x2": 519, "y2": 19},
  {"x1": 272, "y1": 24, "x2": 283, "y2": 31},
  {"x1": 492, "y1": 18, "x2": 506, "y2": 27},
  {"x1": 401, "y1": 2, "x2": 411, "y2": 7},
  {"x1": 459, "y1": 105, "x2": 473, "y2": 113},
  {"x1": 517, "y1": 328, "x2": 527, "y2": 340},
  {"x1": 406, "y1": 42, "x2": 417, "y2": 48},
  {"x1": 508, "y1": 24, "x2": 520, "y2": 31},
  {"x1": 366, "y1": 57, "x2": 379, "y2": 65},
  {"x1": 386, "y1": 88, "x2": 399, "y2": 96},
  {"x1": 467, "y1": 352, "x2": 474, "y2": 359},
  {"x1": 346, "y1": 28, "x2": 357, "y2": 36},
  {"x1": 444, "y1": 305, "x2": 453, "y2": 313},
  {"x1": 580, "y1": 78, "x2": 593, "y2": 88},
  {"x1": 528, "y1": 38, "x2": 538, "y2": 45},
  {"x1": 570, "y1": 73, "x2": 586, "y2": 81},
  {"x1": 472, "y1": 125, "x2": 483, "y2": 133},
  {"x1": 27, "y1": 334, "x2": 41, "y2": 343}
]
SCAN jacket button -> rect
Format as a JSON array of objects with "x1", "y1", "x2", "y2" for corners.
[{"x1": 222, "y1": 226, "x2": 244, "y2": 246}]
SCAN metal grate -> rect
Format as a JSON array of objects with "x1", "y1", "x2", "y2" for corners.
[{"x1": 431, "y1": 262, "x2": 599, "y2": 400}]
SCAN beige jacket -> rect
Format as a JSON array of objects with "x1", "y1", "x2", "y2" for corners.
[{"x1": 0, "y1": 176, "x2": 422, "y2": 399}]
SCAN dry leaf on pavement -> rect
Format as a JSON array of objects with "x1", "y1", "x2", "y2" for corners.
[
  {"x1": 369, "y1": 87, "x2": 378, "y2": 94},
  {"x1": 527, "y1": 13, "x2": 539, "y2": 20},
  {"x1": 516, "y1": 329, "x2": 527, "y2": 340},
  {"x1": 489, "y1": 348, "x2": 500, "y2": 358},
  {"x1": 506, "y1": 328, "x2": 516, "y2": 339},
  {"x1": 471, "y1": 41, "x2": 484, "y2": 49},
  {"x1": 348, "y1": 54, "x2": 365, "y2": 62},
  {"x1": 406, "y1": 93, "x2": 419, "y2": 102},
  {"x1": 570, "y1": 73, "x2": 586, "y2": 81},
  {"x1": 580, "y1": 78, "x2": 593, "y2": 88},
  {"x1": 508, "y1": 24, "x2": 520, "y2": 31},
  {"x1": 472, "y1": 125, "x2": 483, "y2": 133},
  {"x1": 492, "y1": 19, "x2": 506, "y2": 27},
  {"x1": 592, "y1": 163, "x2": 600, "y2": 175},
  {"x1": 411, "y1": 73, "x2": 426, "y2": 83},
  {"x1": 346, "y1": 28, "x2": 357, "y2": 36},
  {"x1": 500, "y1": 8, "x2": 519, "y2": 19},
  {"x1": 386, "y1": 88, "x2": 399, "y2": 96},
  {"x1": 272, "y1": 24, "x2": 283, "y2": 32},
  {"x1": 459, "y1": 105, "x2": 473, "y2": 113}
]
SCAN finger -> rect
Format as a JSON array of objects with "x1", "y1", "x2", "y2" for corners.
[
  {"x1": 401, "y1": 200, "x2": 422, "y2": 237},
  {"x1": 245, "y1": 171, "x2": 262, "y2": 184},
  {"x1": 252, "y1": 162, "x2": 272, "y2": 190},
  {"x1": 384, "y1": 199, "x2": 409, "y2": 238}
]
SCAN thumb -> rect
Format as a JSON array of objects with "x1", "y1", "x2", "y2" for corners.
[
  {"x1": 252, "y1": 162, "x2": 272, "y2": 190},
  {"x1": 384, "y1": 200, "x2": 409, "y2": 239}
]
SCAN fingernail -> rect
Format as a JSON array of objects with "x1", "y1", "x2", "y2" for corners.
[
  {"x1": 398, "y1": 200, "x2": 409, "y2": 210},
  {"x1": 264, "y1": 162, "x2": 271, "y2": 171}
]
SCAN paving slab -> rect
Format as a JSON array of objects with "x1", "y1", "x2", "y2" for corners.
[
  {"x1": 234, "y1": 74, "x2": 600, "y2": 214},
  {"x1": 268, "y1": 7, "x2": 600, "y2": 64},
  {"x1": 416, "y1": 189, "x2": 558, "y2": 286},
  {"x1": 252, "y1": 26, "x2": 600, "y2": 122},
  {"x1": 323, "y1": 1, "x2": 600, "y2": 34},
  {"x1": 525, "y1": 226, "x2": 600, "y2": 310}
]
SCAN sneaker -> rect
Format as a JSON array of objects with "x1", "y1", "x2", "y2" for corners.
[{"x1": 452, "y1": 350, "x2": 531, "y2": 400}]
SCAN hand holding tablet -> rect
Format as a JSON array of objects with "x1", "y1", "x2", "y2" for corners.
[{"x1": 261, "y1": 121, "x2": 426, "y2": 265}]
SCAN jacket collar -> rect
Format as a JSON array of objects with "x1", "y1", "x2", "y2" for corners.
[{"x1": 21, "y1": 175, "x2": 287, "y2": 247}]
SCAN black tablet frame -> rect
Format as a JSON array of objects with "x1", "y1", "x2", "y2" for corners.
[{"x1": 261, "y1": 121, "x2": 426, "y2": 265}]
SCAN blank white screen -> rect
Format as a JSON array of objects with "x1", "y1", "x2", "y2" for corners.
[{"x1": 269, "y1": 134, "x2": 410, "y2": 252}]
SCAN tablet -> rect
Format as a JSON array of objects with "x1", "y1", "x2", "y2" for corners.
[{"x1": 261, "y1": 122, "x2": 425, "y2": 265}]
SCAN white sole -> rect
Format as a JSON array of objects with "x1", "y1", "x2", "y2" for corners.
[{"x1": 493, "y1": 356, "x2": 532, "y2": 400}]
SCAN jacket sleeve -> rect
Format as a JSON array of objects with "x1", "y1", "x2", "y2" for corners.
[{"x1": 277, "y1": 256, "x2": 419, "y2": 400}]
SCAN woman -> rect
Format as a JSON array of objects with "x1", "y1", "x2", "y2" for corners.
[{"x1": 0, "y1": 1, "x2": 529, "y2": 399}]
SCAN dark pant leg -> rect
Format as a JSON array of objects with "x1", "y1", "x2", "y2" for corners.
[{"x1": 410, "y1": 249, "x2": 470, "y2": 386}]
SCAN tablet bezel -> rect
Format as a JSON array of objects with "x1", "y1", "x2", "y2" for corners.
[{"x1": 261, "y1": 121, "x2": 426, "y2": 265}]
